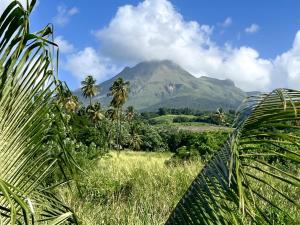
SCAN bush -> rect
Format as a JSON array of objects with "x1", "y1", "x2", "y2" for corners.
[
  {"x1": 161, "y1": 129, "x2": 228, "y2": 163},
  {"x1": 173, "y1": 116, "x2": 193, "y2": 123}
]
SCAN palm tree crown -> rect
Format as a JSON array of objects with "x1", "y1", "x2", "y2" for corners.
[
  {"x1": 87, "y1": 102, "x2": 104, "y2": 124},
  {"x1": 108, "y1": 77, "x2": 130, "y2": 108},
  {"x1": 81, "y1": 75, "x2": 98, "y2": 106},
  {"x1": 126, "y1": 106, "x2": 135, "y2": 122}
]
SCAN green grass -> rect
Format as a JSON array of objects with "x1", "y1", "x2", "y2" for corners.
[
  {"x1": 152, "y1": 114, "x2": 232, "y2": 132},
  {"x1": 175, "y1": 123, "x2": 233, "y2": 132},
  {"x1": 152, "y1": 114, "x2": 197, "y2": 124},
  {"x1": 57, "y1": 151, "x2": 201, "y2": 225},
  {"x1": 56, "y1": 151, "x2": 299, "y2": 224}
]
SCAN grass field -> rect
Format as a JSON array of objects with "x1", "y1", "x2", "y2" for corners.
[
  {"x1": 57, "y1": 151, "x2": 201, "y2": 225},
  {"x1": 152, "y1": 114, "x2": 197, "y2": 124},
  {"x1": 56, "y1": 150, "x2": 300, "y2": 225},
  {"x1": 152, "y1": 114, "x2": 232, "y2": 132},
  {"x1": 176, "y1": 123, "x2": 233, "y2": 132}
]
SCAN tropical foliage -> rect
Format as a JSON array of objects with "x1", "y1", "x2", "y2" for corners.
[
  {"x1": 165, "y1": 89, "x2": 300, "y2": 225},
  {"x1": 0, "y1": 1, "x2": 77, "y2": 224}
]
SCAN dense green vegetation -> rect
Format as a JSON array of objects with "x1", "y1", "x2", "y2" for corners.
[
  {"x1": 0, "y1": 1, "x2": 299, "y2": 225},
  {"x1": 0, "y1": 1, "x2": 78, "y2": 224}
]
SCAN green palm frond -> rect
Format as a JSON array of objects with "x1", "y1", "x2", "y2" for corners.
[
  {"x1": 108, "y1": 77, "x2": 130, "y2": 108},
  {"x1": 0, "y1": 1, "x2": 77, "y2": 224},
  {"x1": 165, "y1": 88, "x2": 300, "y2": 225}
]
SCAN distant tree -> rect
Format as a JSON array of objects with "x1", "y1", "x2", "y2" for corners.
[
  {"x1": 105, "y1": 107, "x2": 119, "y2": 149},
  {"x1": 108, "y1": 77, "x2": 130, "y2": 108},
  {"x1": 81, "y1": 75, "x2": 98, "y2": 107},
  {"x1": 213, "y1": 107, "x2": 226, "y2": 125},
  {"x1": 87, "y1": 102, "x2": 104, "y2": 124},
  {"x1": 106, "y1": 107, "x2": 118, "y2": 121},
  {"x1": 108, "y1": 77, "x2": 130, "y2": 149},
  {"x1": 65, "y1": 96, "x2": 79, "y2": 112},
  {"x1": 129, "y1": 122, "x2": 142, "y2": 151},
  {"x1": 56, "y1": 81, "x2": 79, "y2": 112},
  {"x1": 158, "y1": 107, "x2": 167, "y2": 115},
  {"x1": 126, "y1": 106, "x2": 135, "y2": 123}
]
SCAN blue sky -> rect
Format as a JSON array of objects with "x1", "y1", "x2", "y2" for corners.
[{"x1": 2, "y1": 0, "x2": 300, "y2": 91}]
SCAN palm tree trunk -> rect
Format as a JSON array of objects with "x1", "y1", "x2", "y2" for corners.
[
  {"x1": 89, "y1": 96, "x2": 92, "y2": 106},
  {"x1": 117, "y1": 107, "x2": 121, "y2": 151}
]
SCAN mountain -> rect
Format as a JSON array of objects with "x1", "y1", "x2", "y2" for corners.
[{"x1": 74, "y1": 60, "x2": 247, "y2": 111}]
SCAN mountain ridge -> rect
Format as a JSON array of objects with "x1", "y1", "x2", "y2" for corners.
[{"x1": 74, "y1": 60, "x2": 248, "y2": 111}]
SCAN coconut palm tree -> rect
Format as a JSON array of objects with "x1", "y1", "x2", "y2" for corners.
[
  {"x1": 126, "y1": 106, "x2": 135, "y2": 123},
  {"x1": 214, "y1": 107, "x2": 226, "y2": 125},
  {"x1": 0, "y1": 1, "x2": 77, "y2": 224},
  {"x1": 81, "y1": 75, "x2": 98, "y2": 106},
  {"x1": 65, "y1": 95, "x2": 79, "y2": 112},
  {"x1": 165, "y1": 89, "x2": 300, "y2": 225},
  {"x1": 108, "y1": 77, "x2": 130, "y2": 108},
  {"x1": 129, "y1": 122, "x2": 142, "y2": 151},
  {"x1": 106, "y1": 107, "x2": 119, "y2": 149},
  {"x1": 108, "y1": 77, "x2": 130, "y2": 149},
  {"x1": 87, "y1": 102, "x2": 104, "y2": 124},
  {"x1": 56, "y1": 81, "x2": 79, "y2": 112}
]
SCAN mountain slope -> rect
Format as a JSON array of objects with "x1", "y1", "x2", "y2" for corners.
[{"x1": 74, "y1": 60, "x2": 247, "y2": 111}]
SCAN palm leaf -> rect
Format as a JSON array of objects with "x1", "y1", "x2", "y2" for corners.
[
  {"x1": 165, "y1": 88, "x2": 300, "y2": 225},
  {"x1": 0, "y1": 1, "x2": 77, "y2": 224}
]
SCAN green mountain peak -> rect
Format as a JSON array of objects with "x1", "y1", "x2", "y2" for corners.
[{"x1": 74, "y1": 60, "x2": 247, "y2": 111}]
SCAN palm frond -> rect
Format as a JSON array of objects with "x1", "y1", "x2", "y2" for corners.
[
  {"x1": 165, "y1": 88, "x2": 300, "y2": 225},
  {"x1": 0, "y1": 1, "x2": 77, "y2": 224}
]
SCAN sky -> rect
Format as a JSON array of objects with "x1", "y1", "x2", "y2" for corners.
[{"x1": 1, "y1": 0, "x2": 300, "y2": 91}]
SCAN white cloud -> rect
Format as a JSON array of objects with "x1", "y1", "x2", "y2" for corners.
[
  {"x1": 220, "y1": 17, "x2": 232, "y2": 28},
  {"x1": 222, "y1": 47, "x2": 272, "y2": 90},
  {"x1": 53, "y1": 5, "x2": 79, "y2": 27},
  {"x1": 272, "y1": 31, "x2": 300, "y2": 89},
  {"x1": 94, "y1": 0, "x2": 271, "y2": 91},
  {"x1": 54, "y1": 36, "x2": 75, "y2": 54},
  {"x1": 68, "y1": 7, "x2": 79, "y2": 15},
  {"x1": 63, "y1": 47, "x2": 118, "y2": 82},
  {"x1": 245, "y1": 23, "x2": 260, "y2": 34},
  {"x1": 56, "y1": 0, "x2": 300, "y2": 91}
]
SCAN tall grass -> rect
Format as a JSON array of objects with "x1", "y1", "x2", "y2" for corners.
[
  {"x1": 57, "y1": 151, "x2": 201, "y2": 225},
  {"x1": 56, "y1": 150, "x2": 299, "y2": 224}
]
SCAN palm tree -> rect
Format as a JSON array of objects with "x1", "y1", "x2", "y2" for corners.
[
  {"x1": 56, "y1": 81, "x2": 79, "y2": 112},
  {"x1": 87, "y1": 102, "x2": 104, "y2": 124},
  {"x1": 108, "y1": 77, "x2": 130, "y2": 149},
  {"x1": 0, "y1": 1, "x2": 77, "y2": 224},
  {"x1": 126, "y1": 106, "x2": 135, "y2": 123},
  {"x1": 214, "y1": 107, "x2": 226, "y2": 125},
  {"x1": 65, "y1": 95, "x2": 79, "y2": 112},
  {"x1": 106, "y1": 107, "x2": 119, "y2": 149},
  {"x1": 81, "y1": 75, "x2": 98, "y2": 106},
  {"x1": 129, "y1": 122, "x2": 142, "y2": 151},
  {"x1": 165, "y1": 89, "x2": 300, "y2": 225}
]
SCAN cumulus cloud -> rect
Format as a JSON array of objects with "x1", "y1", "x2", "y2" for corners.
[
  {"x1": 63, "y1": 47, "x2": 118, "y2": 82},
  {"x1": 54, "y1": 36, "x2": 75, "y2": 54},
  {"x1": 58, "y1": 0, "x2": 300, "y2": 91},
  {"x1": 220, "y1": 17, "x2": 232, "y2": 28},
  {"x1": 272, "y1": 31, "x2": 300, "y2": 89},
  {"x1": 245, "y1": 23, "x2": 260, "y2": 34},
  {"x1": 94, "y1": 0, "x2": 271, "y2": 91},
  {"x1": 53, "y1": 5, "x2": 79, "y2": 27}
]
